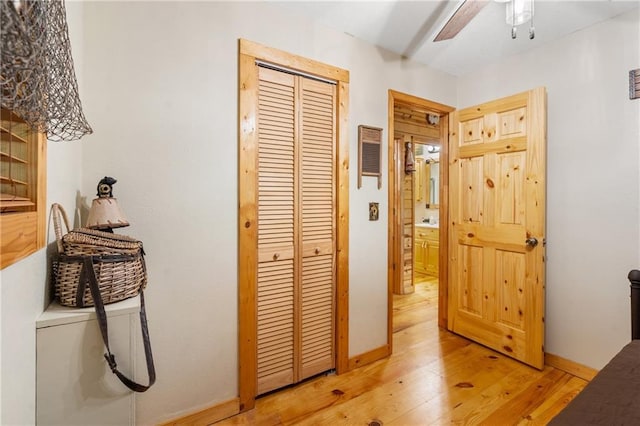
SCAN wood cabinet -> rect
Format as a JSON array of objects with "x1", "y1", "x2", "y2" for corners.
[{"x1": 414, "y1": 226, "x2": 439, "y2": 277}]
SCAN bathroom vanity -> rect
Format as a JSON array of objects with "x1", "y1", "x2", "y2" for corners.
[{"x1": 414, "y1": 223, "x2": 439, "y2": 277}]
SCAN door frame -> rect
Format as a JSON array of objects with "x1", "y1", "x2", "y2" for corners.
[
  {"x1": 238, "y1": 39, "x2": 350, "y2": 412},
  {"x1": 387, "y1": 90, "x2": 454, "y2": 349}
]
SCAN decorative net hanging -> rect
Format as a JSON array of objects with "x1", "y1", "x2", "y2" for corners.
[{"x1": 1, "y1": 0, "x2": 92, "y2": 141}]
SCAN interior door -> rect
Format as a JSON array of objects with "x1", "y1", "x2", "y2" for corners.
[
  {"x1": 239, "y1": 38, "x2": 349, "y2": 411},
  {"x1": 448, "y1": 87, "x2": 546, "y2": 369},
  {"x1": 255, "y1": 66, "x2": 336, "y2": 395}
]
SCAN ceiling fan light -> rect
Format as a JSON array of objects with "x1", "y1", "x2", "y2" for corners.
[{"x1": 506, "y1": 0, "x2": 533, "y2": 26}]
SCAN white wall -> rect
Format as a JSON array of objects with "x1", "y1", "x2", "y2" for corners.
[
  {"x1": 457, "y1": 8, "x2": 640, "y2": 369},
  {"x1": 0, "y1": 2, "x2": 85, "y2": 424},
  {"x1": 78, "y1": 1, "x2": 456, "y2": 423}
]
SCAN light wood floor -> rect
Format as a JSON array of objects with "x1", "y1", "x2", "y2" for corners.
[{"x1": 218, "y1": 276, "x2": 587, "y2": 425}]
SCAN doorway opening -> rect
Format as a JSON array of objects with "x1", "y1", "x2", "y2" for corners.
[{"x1": 387, "y1": 90, "x2": 454, "y2": 351}]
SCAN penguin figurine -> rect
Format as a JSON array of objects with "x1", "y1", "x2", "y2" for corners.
[{"x1": 97, "y1": 176, "x2": 118, "y2": 198}]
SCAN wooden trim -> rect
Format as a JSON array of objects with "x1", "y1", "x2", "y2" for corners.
[
  {"x1": 35, "y1": 132, "x2": 46, "y2": 248},
  {"x1": 437, "y1": 115, "x2": 449, "y2": 329},
  {"x1": 159, "y1": 398, "x2": 240, "y2": 426},
  {"x1": 347, "y1": 344, "x2": 390, "y2": 370},
  {"x1": 545, "y1": 353, "x2": 598, "y2": 382},
  {"x1": 390, "y1": 137, "x2": 404, "y2": 298},
  {"x1": 335, "y1": 79, "x2": 350, "y2": 375},
  {"x1": 387, "y1": 90, "x2": 454, "y2": 350},
  {"x1": 238, "y1": 39, "x2": 350, "y2": 411},
  {"x1": 446, "y1": 109, "x2": 459, "y2": 333},
  {"x1": 238, "y1": 50, "x2": 259, "y2": 412},
  {"x1": 239, "y1": 39, "x2": 349, "y2": 83},
  {"x1": 387, "y1": 95, "x2": 398, "y2": 352},
  {"x1": 393, "y1": 92, "x2": 455, "y2": 114}
]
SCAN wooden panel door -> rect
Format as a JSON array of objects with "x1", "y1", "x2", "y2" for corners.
[
  {"x1": 448, "y1": 88, "x2": 546, "y2": 369},
  {"x1": 255, "y1": 66, "x2": 336, "y2": 395}
]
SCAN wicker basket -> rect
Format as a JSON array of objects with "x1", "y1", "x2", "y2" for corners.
[{"x1": 51, "y1": 203, "x2": 147, "y2": 307}]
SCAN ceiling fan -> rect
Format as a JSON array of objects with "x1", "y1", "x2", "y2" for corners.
[
  {"x1": 434, "y1": 0, "x2": 490, "y2": 42},
  {"x1": 434, "y1": 0, "x2": 535, "y2": 41}
]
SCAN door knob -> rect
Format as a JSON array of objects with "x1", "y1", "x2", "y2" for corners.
[{"x1": 525, "y1": 237, "x2": 538, "y2": 248}]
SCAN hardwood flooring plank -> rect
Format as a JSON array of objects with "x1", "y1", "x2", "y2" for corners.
[
  {"x1": 445, "y1": 365, "x2": 562, "y2": 424},
  {"x1": 517, "y1": 376, "x2": 587, "y2": 425},
  {"x1": 479, "y1": 368, "x2": 573, "y2": 425},
  {"x1": 217, "y1": 280, "x2": 584, "y2": 425},
  {"x1": 293, "y1": 366, "x2": 443, "y2": 425}
]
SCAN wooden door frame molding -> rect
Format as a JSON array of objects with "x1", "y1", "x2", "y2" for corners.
[
  {"x1": 238, "y1": 39, "x2": 350, "y2": 412},
  {"x1": 387, "y1": 90, "x2": 454, "y2": 350}
]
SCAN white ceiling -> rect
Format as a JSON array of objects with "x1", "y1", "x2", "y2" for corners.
[{"x1": 270, "y1": 0, "x2": 640, "y2": 76}]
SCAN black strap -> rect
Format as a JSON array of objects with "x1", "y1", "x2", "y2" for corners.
[{"x1": 82, "y1": 256, "x2": 156, "y2": 392}]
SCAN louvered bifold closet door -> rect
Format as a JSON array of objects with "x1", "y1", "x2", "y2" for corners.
[
  {"x1": 299, "y1": 78, "x2": 336, "y2": 380},
  {"x1": 256, "y1": 67, "x2": 296, "y2": 394}
]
